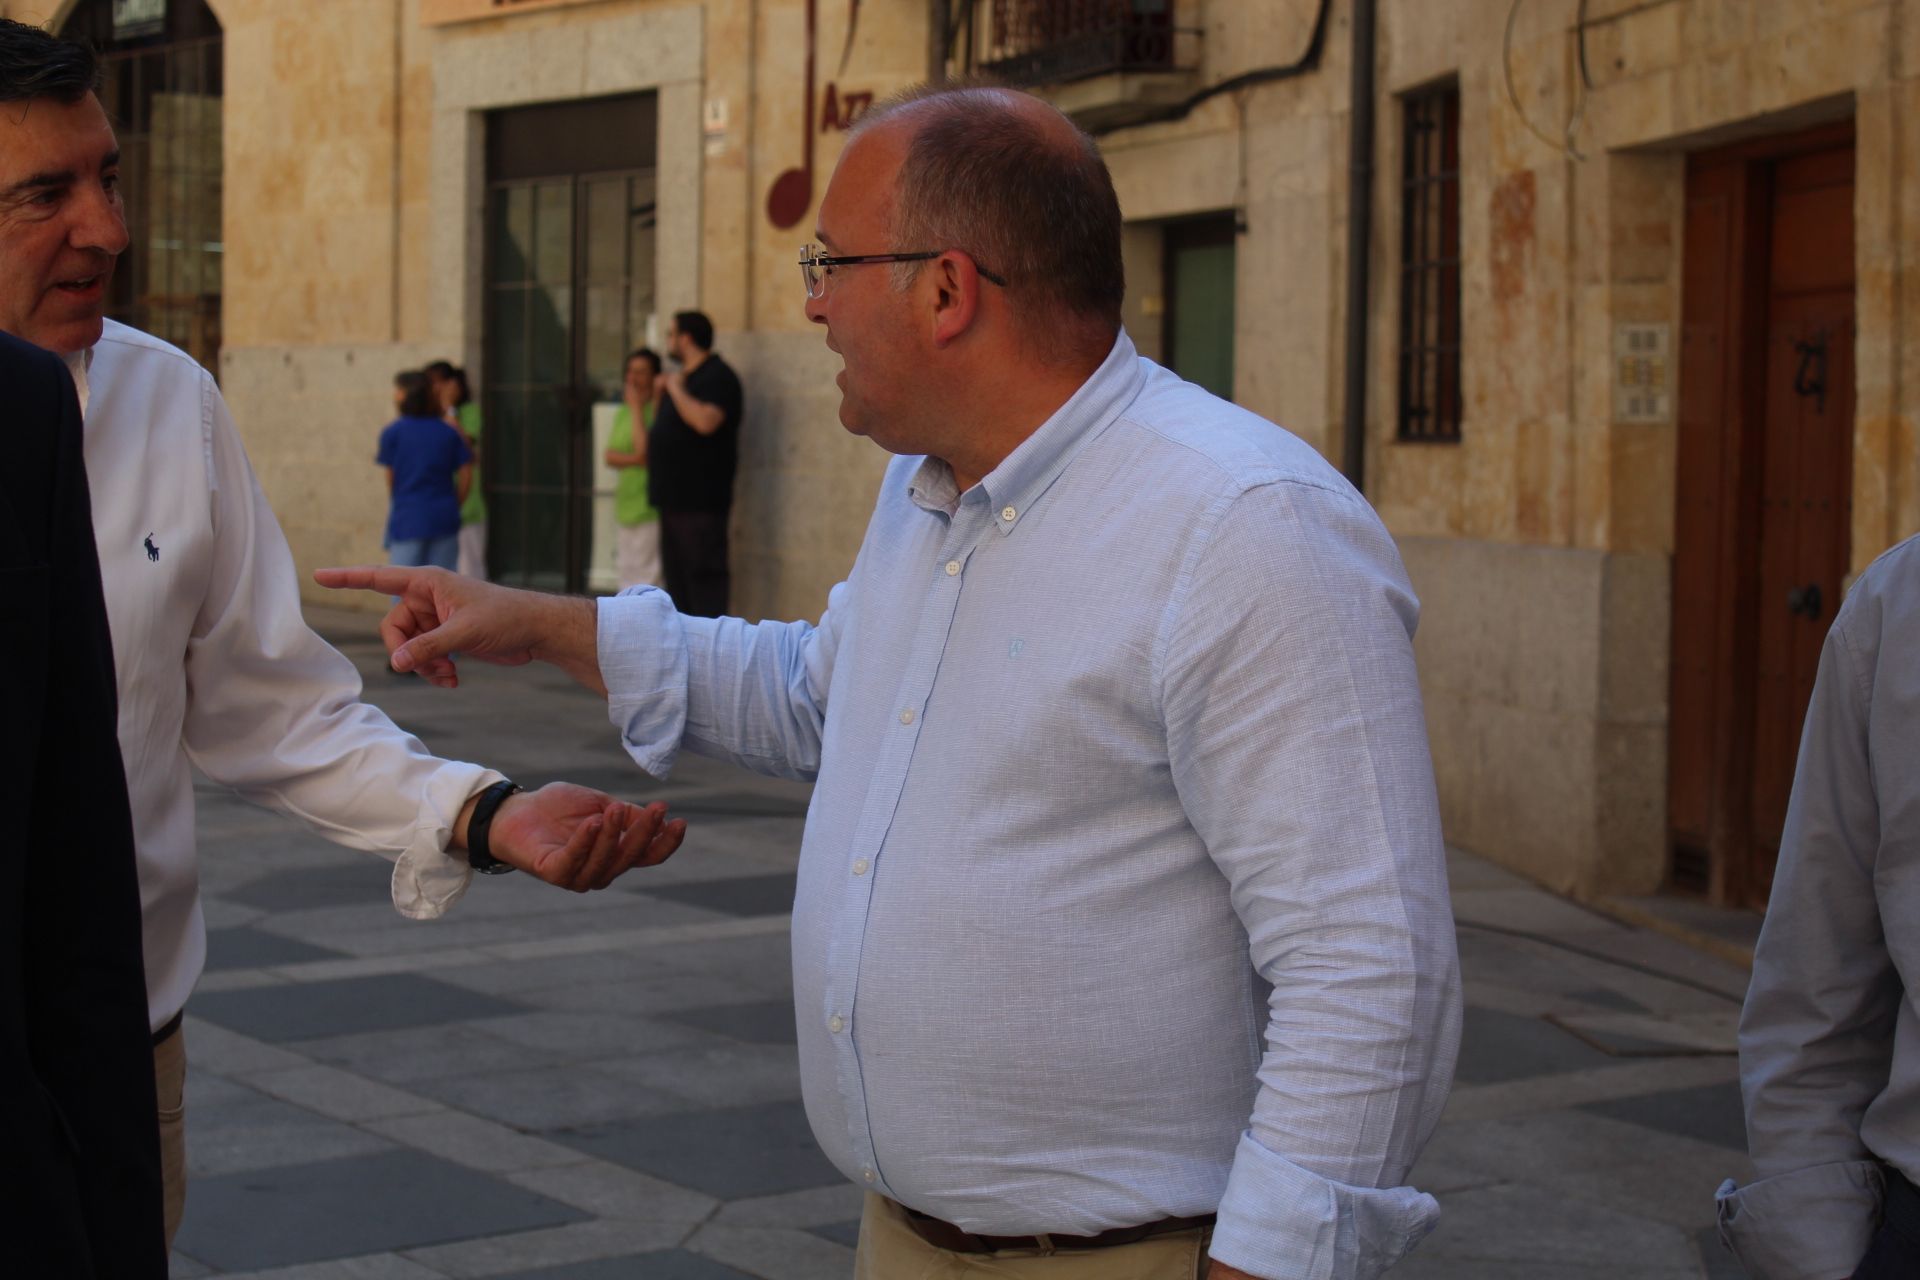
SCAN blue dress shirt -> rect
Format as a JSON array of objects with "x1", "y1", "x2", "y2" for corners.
[{"x1": 599, "y1": 331, "x2": 1461, "y2": 1279}]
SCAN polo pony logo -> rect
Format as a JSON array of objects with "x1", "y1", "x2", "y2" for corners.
[{"x1": 144, "y1": 532, "x2": 159, "y2": 562}]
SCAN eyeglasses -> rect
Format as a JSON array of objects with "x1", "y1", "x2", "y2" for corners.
[{"x1": 799, "y1": 243, "x2": 1008, "y2": 299}]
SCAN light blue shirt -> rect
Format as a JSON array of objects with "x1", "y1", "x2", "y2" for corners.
[
  {"x1": 600, "y1": 332, "x2": 1461, "y2": 1279},
  {"x1": 1718, "y1": 533, "x2": 1920, "y2": 1278}
]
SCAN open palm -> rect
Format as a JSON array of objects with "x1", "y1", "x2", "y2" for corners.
[{"x1": 488, "y1": 782, "x2": 685, "y2": 890}]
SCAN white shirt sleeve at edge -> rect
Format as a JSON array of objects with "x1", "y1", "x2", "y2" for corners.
[{"x1": 177, "y1": 372, "x2": 501, "y2": 920}]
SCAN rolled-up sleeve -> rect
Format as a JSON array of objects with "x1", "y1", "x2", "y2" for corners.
[
  {"x1": 600, "y1": 581, "x2": 847, "y2": 783},
  {"x1": 180, "y1": 376, "x2": 500, "y2": 920},
  {"x1": 1160, "y1": 481, "x2": 1462, "y2": 1279},
  {"x1": 1719, "y1": 617, "x2": 1892, "y2": 1279}
]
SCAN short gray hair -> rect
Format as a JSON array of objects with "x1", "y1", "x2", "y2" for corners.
[{"x1": 853, "y1": 84, "x2": 1124, "y2": 344}]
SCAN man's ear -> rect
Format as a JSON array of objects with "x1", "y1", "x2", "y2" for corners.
[{"x1": 929, "y1": 251, "x2": 983, "y2": 348}]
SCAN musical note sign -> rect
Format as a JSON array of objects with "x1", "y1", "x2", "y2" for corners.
[{"x1": 766, "y1": 0, "x2": 873, "y2": 229}]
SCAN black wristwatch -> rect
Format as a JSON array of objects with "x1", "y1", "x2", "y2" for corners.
[{"x1": 465, "y1": 780, "x2": 523, "y2": 875}]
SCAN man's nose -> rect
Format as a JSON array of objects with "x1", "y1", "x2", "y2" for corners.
[
  {"x1": 74, "y1": 184, "x2": 130, "y2": 256},
  {"x1": 804, "y1": 289, "x2": 827, "y2": 325}
]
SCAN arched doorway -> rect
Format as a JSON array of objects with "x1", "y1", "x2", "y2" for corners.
[{"x1": 61, "y1": 0, "x2": 223, "y2": 370}]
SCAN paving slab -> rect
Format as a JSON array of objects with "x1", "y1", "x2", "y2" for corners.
[
  {"x1": 175, "y1": 1148, "x2": 589, "y2": 1271},
  {"x1": 191, "y1": 973, "x2": 528, "y2": 1042},
  {"x1": 643, "y1": 872, "x2": 801, "y2": 917},
  {"x1": 407, "y1": 1062, "x2": 693, "y2": 1132},
  {"x1": 558, "y1": 1100, "x2": 845, "y2": 1200},
  {"x1": 1578, "y1": 1080, "x2": 1749, "y2": 1152},
  {"x1": 1453, "y1": 1005, "x2": 1618, "y2": 1085},
  {"x1": 663, "y1": 997, "x2": 800, "y2": 1045},
  {"x1": 492, "y1": 1254, "x2": 761, "y2": 1280},
  {"x1": 206, "y1": 926, "x2": 348, "y2": 971},
  {"x1": 183, "y1": 1073, "x2": 396, "y2": 1178}
]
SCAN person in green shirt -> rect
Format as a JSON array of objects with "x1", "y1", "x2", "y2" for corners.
[
  {"x1": 428, "y1": 361, "x2": 488, "y2": 580},
  {"x1": 604, "y1": 347, "x2": 662, "y2": 589}
]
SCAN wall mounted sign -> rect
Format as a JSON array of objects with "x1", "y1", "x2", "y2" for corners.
[
  {"x1": 420, "y1": 0, "x2": 618, "y2": 28},
  {"x1": 767, "y1": 0, "x2": 870, "y2": 228},
  {"x1": 112, "y1": 0, "x2": 165, "y2": 39}
]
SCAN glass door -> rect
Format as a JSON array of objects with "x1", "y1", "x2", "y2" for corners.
[{"x1": 483, "y1": 93, "x2": 657, "y2": 594}]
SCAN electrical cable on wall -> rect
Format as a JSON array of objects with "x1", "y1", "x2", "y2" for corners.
[{"x1": 1503, "y1": 0, "x2": 1589, "y2": 161}]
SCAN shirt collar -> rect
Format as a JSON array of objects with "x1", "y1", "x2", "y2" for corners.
[
  {"x1": 63, "y1": 345, "x2": 94, "y2": 417},
  {"x1": 906, "y1": 328, "x2": 1146, "y2": 534}
]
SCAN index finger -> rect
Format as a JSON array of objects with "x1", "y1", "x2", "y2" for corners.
[{"x1": 314, "y1": 565, "x2": 432, "y2": 595}]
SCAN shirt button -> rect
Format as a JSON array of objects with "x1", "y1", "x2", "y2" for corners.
[
  {"x1": 852, "y1": 858, "x2": 870, "y2": 876},
  {"x1": 899, "y1": 709, "x2": 915, "y2": 725},
  {"x1": 863, "y1": 1167, "x2": 876, "y2": 1182},
  {"x1": 945, "y1": 560, "x2": 961, "y2": 576},
  {"x1": 829, "y1": 1014, "x2": 846, "y2": 1033},
  {"x1": 1001, "y1": 505, "x2": 1017, "y2": 522}
]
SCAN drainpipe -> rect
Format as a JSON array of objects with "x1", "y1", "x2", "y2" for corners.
[
  {"x1": 1340, "y1": 0, "x2": 1377, "y2": 491},
  {"x1": 928, "y1": 0, "x2": 948, "y2": 82}
]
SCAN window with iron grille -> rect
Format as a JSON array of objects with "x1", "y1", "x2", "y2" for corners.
[{"x1": 1397, "y1": 82, "x2": 1461, "y2": 443}]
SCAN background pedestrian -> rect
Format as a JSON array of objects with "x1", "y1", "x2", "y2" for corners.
[
  {"x1": 380, "y1": 369, "x2": 471, "y2": 574},
  {"x1": 605, "y1": 346, "x2": 663, "y2": 589}
]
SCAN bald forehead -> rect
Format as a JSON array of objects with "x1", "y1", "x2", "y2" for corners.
[
  {"x1": 818, "y1": 125, "x2": 904, "y2": 243},
  {"x1": 879, "y1": 87, "x2": 1082, "y2": 153}
]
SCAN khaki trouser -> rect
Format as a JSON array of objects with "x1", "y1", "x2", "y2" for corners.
[
  {"x1": 155, "y1": 1026, "x2": 187, "y2": 1250},
  {"x1": 854, "y1": 1194, "x2": 1213, "y2": 1280}
]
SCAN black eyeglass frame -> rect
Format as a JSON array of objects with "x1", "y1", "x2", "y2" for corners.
[{"x1": 799, "y1": 244, "x2": 1008, "y2": 298}]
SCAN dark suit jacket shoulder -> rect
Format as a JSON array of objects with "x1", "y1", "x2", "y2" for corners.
[{"x1": 0, "y1": 330, "x2": 166, "y2": 1276}]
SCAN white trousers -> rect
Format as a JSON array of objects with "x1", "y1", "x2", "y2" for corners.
[
  {"x1": 457, "y1": 521, "x2": 487, "y2": 580},
  {"x1": 616, "y1": 520, "x2": 663, "y2": 590}
]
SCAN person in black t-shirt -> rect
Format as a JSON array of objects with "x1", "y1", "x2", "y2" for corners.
[{"x1": 648, "y1": 310, "x2": 745, "y2": 617}]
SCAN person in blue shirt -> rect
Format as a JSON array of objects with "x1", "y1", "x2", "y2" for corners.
[{"x1": 378, "y1": 370, "x2": 472, "y2": 572}]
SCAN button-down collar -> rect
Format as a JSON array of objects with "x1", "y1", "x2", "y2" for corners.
[{"x1": 905, "y1": 331, "x2": 1148, "y2": 533}]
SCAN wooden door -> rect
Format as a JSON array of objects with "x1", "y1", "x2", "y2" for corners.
[
  {"x1": 1747, "y1": 148, "x2": 1856, "y2": 903},
  {"x1": 1668, "y1": 123, "x2": 1855, "y2": 909}
]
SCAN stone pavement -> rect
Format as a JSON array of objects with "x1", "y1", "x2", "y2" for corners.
[{"x1": 165, "y1": 606, "x2": 1755, "y2": 1280}]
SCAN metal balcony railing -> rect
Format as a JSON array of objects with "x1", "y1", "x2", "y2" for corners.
[{"x1": 979, "y1": 1, "x2": 1195, "y2": 87}]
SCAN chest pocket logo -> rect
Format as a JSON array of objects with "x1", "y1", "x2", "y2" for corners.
[
  {"x1": 1008, "y1": 638, "x2": 1025, "y2": 658},
  {"x1": 143, "y1": 532, "x2": 159, "y2": 562}
]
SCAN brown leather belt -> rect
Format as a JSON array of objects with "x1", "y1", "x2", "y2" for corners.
[
  {"x1": 900, "y1": 1203, "x2": 1215, "y2": 1254},
  {"x1": 152, "y1": 1010, "x2": 184, "y2": 1048}
]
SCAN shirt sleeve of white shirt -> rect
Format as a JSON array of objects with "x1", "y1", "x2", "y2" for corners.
[
  {"x1": 1159, "y1": 479, "x2": 1462, "y2": 1280},
  {"x1": 1716, "y1": 614, "x2": 1890, "y2": 1280},
  {"x1": 178, "y1": 370, "x2": 501, "y2": 919},
  {"x1": 598, "y1": 581, "x2": 847, "y2": 781}
]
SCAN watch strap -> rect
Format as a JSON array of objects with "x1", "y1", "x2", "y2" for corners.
[{"x1": 466, "y1": 780, "x2": 523, "y2": 874}]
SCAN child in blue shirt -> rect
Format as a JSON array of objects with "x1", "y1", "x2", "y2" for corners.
[{"x1": 377, "y1": 370, "x2": 472, "y2": 571}]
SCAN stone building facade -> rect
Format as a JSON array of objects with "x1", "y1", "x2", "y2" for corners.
[{"x1": 7, "y1": 0, "x2": 1911, "y2": 908}]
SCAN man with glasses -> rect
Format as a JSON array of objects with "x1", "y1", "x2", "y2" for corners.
[
  {"x1": 650, "y1": 310, "x2": 744, "y2": 616},
  {"x1": 323, "y1": 84, "x2": 1460, "y2": 1280}
]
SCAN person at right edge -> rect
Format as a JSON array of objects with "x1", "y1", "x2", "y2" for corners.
[
  {"x1": 1718, "y1": 532, "x2": 1920, "y2": 1278},
  {"x1": 648, "y1": 309, "x2": 742, "y2": 617},
  {"x1": 1, "y1": 328, "x2": 164, "y2": 1277}
]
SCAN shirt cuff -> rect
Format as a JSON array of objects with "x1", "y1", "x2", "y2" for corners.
[
  {"x1": 1209, "y1": 1133, "x2": 1439, "y2": 1280},
  {"x1": 389, "y1": 761, "x2": 505, "y2": 920},
  {"x1": 1716, "y1": 1162, "x2": 1882, "y2": 1280},
  {"x1": 597, "y1": 587, "x2": 689, "y2": 778}
]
